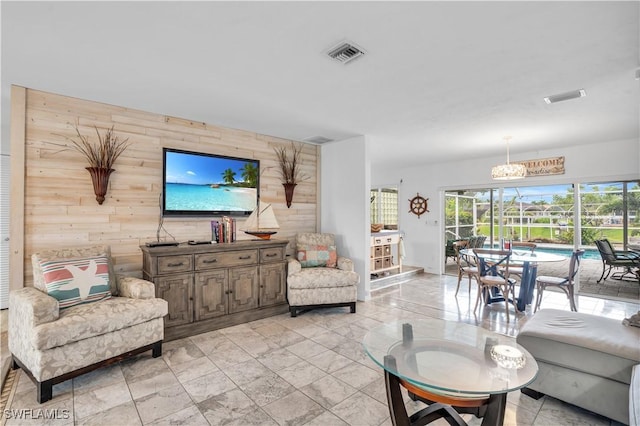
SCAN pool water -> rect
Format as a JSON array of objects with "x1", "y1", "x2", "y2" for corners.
[
  {"x1": 529, "y1": 247, "x2": 601, "y2": 260},
  {"x1": 487, "y1": 244, "x2": 602, "y2": 260}
]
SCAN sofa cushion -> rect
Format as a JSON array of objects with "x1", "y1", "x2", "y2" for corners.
[
  {"x1": 288, "y1": 267, "x2": 359, "y2": 289},
  {"x1": 631, "y1": 364, "x2": 640, "y2": 426},
  {"x1": 39, "y1": 255, "x2": 112, "y2": 309},
  {"x1": 517, "y1": 309, "x2": 640, "y2": 384},
  {"x1": 32, "y1": 296, "x2": 168, "y2": 350},
  {"x1": 297, "y1": 244, "x2": 337, "y2": 268}
]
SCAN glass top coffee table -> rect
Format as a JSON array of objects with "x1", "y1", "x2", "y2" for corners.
[{"x1": 363, "y1": 318, "x2": 538, "y2": 426}]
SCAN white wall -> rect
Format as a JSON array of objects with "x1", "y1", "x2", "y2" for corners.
[
  {"x1": 373, "y1": 138, "x2": 640, "y2": 275},
  {"x1": 320, "y1": 136, "x2": 371, "y2": 300}
]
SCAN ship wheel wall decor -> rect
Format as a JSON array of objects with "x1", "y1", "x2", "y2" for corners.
[{"x1": 409, "y1": 193, "x2": 429, "y2": 218}]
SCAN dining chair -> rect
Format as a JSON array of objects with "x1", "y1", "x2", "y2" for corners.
[
  {"x1": 534, "y1": 249, "x2": 585, "y2": 312},
  {"x1": 506, "y1": 242, "x2": 537, "y2": 279},
  {"x1": 472, "y1": 249, "x2": 518, "y2": 322},
  {"x1": 453, "y1": 240, "x2": 477, "y2": 296}
]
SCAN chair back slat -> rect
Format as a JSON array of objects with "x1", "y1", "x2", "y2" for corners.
[
  {"x1": 453, "y1": 240, "x2": 472, "y2": 268},
  {"x1": 567, "y1": 249, "x2": 585, "y2": 282},
  {"x1": 473, "y1": 249, "x2": 511, "y2": 278}
]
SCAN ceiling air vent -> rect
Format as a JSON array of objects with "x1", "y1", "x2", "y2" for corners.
[
  {"x1": 303, "y1": 136, "x2": 334, "y2": 144},
  {"x1": 326, "y1": 41, "x2": 366, "y2": 64},
  {"x1": 544, "y1": 89, "x2": 586, "y2": 104}
]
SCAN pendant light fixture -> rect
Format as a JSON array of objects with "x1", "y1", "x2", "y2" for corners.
[{"x1": 491, "y1": 136, "x2": 526, "y2": 180}]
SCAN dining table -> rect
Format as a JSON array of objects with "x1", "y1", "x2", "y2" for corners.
[{"x1": 460, "y1": 248, "x2": 566, "y2": 311}]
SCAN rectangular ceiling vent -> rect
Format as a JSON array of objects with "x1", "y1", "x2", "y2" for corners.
[
  {"x1": 544, "y1": 89, "x2": 586, "y2": 104},
  {"x1": 303, "y1": 136, "x2": 334, "y2": 144},
  {"x1": 326, "y1": 41, "x2": 366, "y2": 64}
]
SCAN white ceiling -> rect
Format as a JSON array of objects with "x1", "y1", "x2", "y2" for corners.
[{"x1": 2, "y1": 1, "x2": 639, "y2": 170}]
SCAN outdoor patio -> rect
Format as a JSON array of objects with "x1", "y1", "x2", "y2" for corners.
[{"x1": 444, "y1": 256, "x2": 639, "y2": 302}]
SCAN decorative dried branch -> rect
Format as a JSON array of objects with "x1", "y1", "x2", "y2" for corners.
[
  {"x1": 59, "y1": 122, "x2": 130, "y2": 169},
  {"x1": 274, "y1": 142, "x2": 309, "y2": 184}
]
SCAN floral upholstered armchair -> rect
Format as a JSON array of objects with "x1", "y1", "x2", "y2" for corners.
[
  {"x1": 287, "y1": 233, "x2": 359, "y2": 317},
  {"x1": 9, "y1": 245, "x2": 168, "y2": 403}
]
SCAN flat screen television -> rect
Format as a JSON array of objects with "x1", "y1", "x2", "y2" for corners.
[{"x1": 162, "y1": 148, "x2": 259, "y2": 217}]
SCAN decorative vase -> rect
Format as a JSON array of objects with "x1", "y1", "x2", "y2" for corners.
[
  {"x1": 86, "y1": 167, "x2": 114, "y2": 205},
  {"x1": 283, "y1": 183, "x2": 297, "y2": 208}
]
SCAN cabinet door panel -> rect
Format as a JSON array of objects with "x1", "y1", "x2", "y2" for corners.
[
  {"x1": 260, "y1": 263, "x2": 286, "y2": 307},
  {"x1": 229, "y1": 266, "x2": 259, "y2": 313},
  {"x1": 195, "y1": 270, "x2": 228, "y2": 321},
  {"x1": 156, "y1": 274, "x2": 192, "y2": 327}
]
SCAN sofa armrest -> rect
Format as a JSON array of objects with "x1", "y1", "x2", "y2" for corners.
[
  {"x1": 337, "y1": 256, "x2": 354, "y2": 272},
  {"x1": 9, "y1": 287, "x2": 59, "y2": 328},
  {"x1": 117, "y1": 275, "x2": 156, "y2": 299},
  {"x1": 9, "y1": 287, "x2": 59, "y2": 356},
  {"x1": 287, "y1": 258, "x2": 302, "y2": 276}
]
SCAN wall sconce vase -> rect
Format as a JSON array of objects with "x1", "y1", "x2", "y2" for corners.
[
  {"x1": 86, "y1": 167, "x2": 114, "y2": 205},
  {"x1": 283, "y1": 183, "x2": 297, "y2": 208}
]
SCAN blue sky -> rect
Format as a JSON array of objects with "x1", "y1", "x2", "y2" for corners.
[{"x1": 165, "y1": 151, "x2": 256, "y2": 185}]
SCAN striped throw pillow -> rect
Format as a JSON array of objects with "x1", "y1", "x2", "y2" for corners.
[{"x1": 39, "y1": 256, "x2": 112, "y2": 309}]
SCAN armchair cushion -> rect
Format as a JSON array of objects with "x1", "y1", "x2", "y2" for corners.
[
  {"x1": 288, "y1": 266, "x2": 359, "y2": 290},
  {"x1": 297, "y1": 244, "x2": 337, "y2": 268},
  {"x1": 39, "y1": 255, "x2": 112, "y2": 309},
  {"x1": 32, "y1": 296, "x2": 168, "y2": 351}
]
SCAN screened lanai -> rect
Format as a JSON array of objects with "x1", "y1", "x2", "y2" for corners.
[{"x1": 444, "y1": 181, "x2": 640, "y2": 301}]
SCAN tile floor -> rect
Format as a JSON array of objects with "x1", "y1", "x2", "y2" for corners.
[{"x1": 2, "y1": 272, "x2": 639, "y2": 426}]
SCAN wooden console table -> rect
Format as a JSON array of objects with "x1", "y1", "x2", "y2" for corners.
[{"x1": 141, "y1": 240, "x2": 289, "y2": 340}]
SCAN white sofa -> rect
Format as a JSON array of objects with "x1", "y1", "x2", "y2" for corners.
[
  {"x1": 517, "y1": 309, "x2": 640, "y2": 425},
  {"x1": 9, "y1": 245, "x2": 168, "y2": 403}
]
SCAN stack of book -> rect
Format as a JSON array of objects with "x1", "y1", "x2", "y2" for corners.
[{"x1": 211, "y1": 217, "x2": 236, "y2": 243}]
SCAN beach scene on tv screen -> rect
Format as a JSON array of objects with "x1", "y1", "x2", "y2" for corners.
[{"x1": 165, "y1": 151, "x2": 257, "y2": 212}]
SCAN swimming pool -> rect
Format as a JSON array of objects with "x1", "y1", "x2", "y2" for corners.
[
  {"x1": 529, "y1": 246, "x2": 601, "y2": 260},
  {"x1": 487, "y1": 244, "x2": 602, "y2": 260}
]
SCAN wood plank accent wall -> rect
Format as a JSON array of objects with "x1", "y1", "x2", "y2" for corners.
[{"x1": 13, "y1": 87, "x2": 318, "y2": 287}]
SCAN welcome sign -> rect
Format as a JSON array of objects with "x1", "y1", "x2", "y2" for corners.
[{"x1": 515, "y1": 156, "x2": 565, "y2": 177}]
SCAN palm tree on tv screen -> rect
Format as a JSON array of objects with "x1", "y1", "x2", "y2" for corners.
[
  {"x1": 241, "y1": 163, "x2": 258, "y2": 187},
  {"x1": 222, "y1": 169, "x2": 236, "y2": 185}
]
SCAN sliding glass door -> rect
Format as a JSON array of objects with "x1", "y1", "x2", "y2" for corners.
[
  {"x1": 580, "y1": 181, "x2": 640, "y2": 249},
  {"x1": 445, "y1": 180, "x2": 639, "y2": 253}
]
